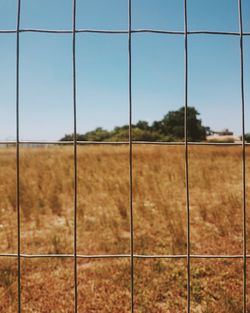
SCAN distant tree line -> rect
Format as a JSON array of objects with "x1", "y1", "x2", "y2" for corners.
[{"x1": 61, "y1": 107, "x2": 209, "y2": 142}]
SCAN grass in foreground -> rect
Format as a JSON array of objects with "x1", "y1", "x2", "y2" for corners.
[{"x1": 0, "y1": 145, "x2": 250, "y2": 312}]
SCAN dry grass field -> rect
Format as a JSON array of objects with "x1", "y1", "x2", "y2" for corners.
[{"x1": 0, "y1": 144, "x2": 250, "y2": 312}]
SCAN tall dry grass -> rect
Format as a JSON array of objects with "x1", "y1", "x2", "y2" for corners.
[{"x1": 0, "y1": 145, "x2": 250, "y2": 312}]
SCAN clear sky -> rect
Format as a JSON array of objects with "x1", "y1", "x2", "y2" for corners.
[{"x1": 0, "y1": 0, "x2": 250, "y2": 141}]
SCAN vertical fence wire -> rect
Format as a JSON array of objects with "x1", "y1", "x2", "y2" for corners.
[
  {"x1": 16, "y1": 0, "x2": 21, "y2": 312},
  {"x1": 238, "y1": 1, "x2": 247, "y2": 312},
  {"x1": 184, "y1": 1, "x2": 191, "y2": 312},
  {"x1": 0, "y1": 1, "x2": 247, "y2": 312},
  {"x1": 128, "y1": 0, "x2": 134, "y2": 312},
  {"x1": 72, "y1": 0, "x2": 78, "y2": 312}
]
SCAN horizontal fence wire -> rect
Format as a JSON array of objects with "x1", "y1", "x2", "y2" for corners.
[
  {"x1": 0, "y1": 141, "x2": 249, "y2": 146},
  {"x1": 1, "y1": 253, "x2": 250, "y2": 259},
  {"x1": 0, "y1": 29, "x2": 250, "y2": 36}
]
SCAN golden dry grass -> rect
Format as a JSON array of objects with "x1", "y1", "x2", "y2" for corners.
[{"x1": 0, "y1": 145, "x2": 250, "y2": 312}]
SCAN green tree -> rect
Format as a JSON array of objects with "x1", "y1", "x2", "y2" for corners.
[
  {"x1": 159, "y1": 107, "x2": 206, "y2": 141},
  {"x1": 60, "y1": 106, "x2": 208, "y2": 142},
  {"x1": 245, "y1": 133, "x2": 250, "y2": 143},
  {"x1": 135, "y1": 120, "x2": 150, "y2": 131},
  {"x1": 83, "y1": 127, "x2": 111, "y2": 141}
]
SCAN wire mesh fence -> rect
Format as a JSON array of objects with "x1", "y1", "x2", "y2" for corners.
[{"x1": 0, "y1": 0, "x2": 249, "y2": 312}]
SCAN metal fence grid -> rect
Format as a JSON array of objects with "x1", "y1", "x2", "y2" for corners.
[{"x1": 0, "y1": 0, "x2": 249, "y2": 312}]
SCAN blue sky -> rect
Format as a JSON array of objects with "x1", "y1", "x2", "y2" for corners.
[{"x1": 0, "y1": 0, "x2": 250, "y2": 140}]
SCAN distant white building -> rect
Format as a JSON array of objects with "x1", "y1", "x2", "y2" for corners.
[{"x1": 206, "y1": 129, "x2": 241, "y2": 142}]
